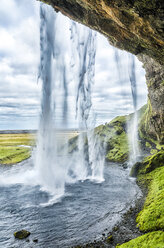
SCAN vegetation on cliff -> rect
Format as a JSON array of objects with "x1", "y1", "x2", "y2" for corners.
[
  {"x1": 68, "y1": 105, "x2": 148, "y2": 163},
  {"x1": 139, "y1": 100, "x2": 164, "y2": 152},
  {"x1": 117, "y1": 150, "x2": 164, "y2": 248},
  {"x1": 136, "y1": 152, "x2": 164, "y2": 232},
  {"x1": 95, "y1": 115, "x2": 129, "y2": 163},
  {"x1": 137, "y1": 167, "x2": 164, "y2": 232},
  {"x1": 68, "y1": 114, "x2": 130, "y2": 163}
]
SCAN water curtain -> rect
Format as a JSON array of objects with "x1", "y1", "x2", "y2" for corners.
[
  {"x1": 35, "y1": 4, "x2": 104, "y2": 196},
  {"x1": 70, "y1": 22, "x2": 105, "y2": 181},
  {"x1": 128, "y1": 54, "x2": 140, "y2": 164}
]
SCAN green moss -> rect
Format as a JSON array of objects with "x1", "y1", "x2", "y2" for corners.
[
  {"x1": 140, "y1": 150, "x2": 164, "y2": 175},
  {"x1": 139, "y1": 100, "x2": 152, "y2": 138},
  {"x1": 138, "y1": 102, "x2": 164, "y2": 151},
  {"x1": 119, "y1": 149, "x2": 164, "y2": 248},
  {"x1": 14, "y1": 230, "x2": 31, "y2": 239},
  {"x1": 136, "y1": 166, "x2": 164, "y2": 231},
  {"x1": 109, "y1": 115, "x2": 128, "y2": 126},
  {"x1": 146, "y1": 141, "x2": 151, "y2": 148},
  {"x1": 69, "y1": 105, "x2": 147, "y2": 163},
  {"x1": 95, "y1": 115, "x2": 129, "y2": 163},
  {"x1": 150, "y1": 148, "x2": 158, "y2": 154},
  {"x1": 95, "y1": 105, "x2": 148, "y2": 163},
  {"x1": 106, "y1": 131, "x2": 129, "y2": 162},
  {"x1": 130, "y1": 150, "x2": 164, "y2": 177},
  {"x1": 116, "y1": 231, "x2": 164, "y2": 248}
]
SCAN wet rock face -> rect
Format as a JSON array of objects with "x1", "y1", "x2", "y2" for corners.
[
  {"x1": 138, "y1": 55, "x2": 164, "y2": 143},
  {"x1": 41, "y1": 0, "x2": 164, "y2": 64},
  {"x1": 40, "y1": 0, "x2": 164, "y2": 142}
]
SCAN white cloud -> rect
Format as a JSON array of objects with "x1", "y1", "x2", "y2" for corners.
[
  {"x1": 0, "y1": 0, "x2": 147, "y2": 130},
  {"x1": 0, "y1": 0, "x2": 41, "y2": 129}
]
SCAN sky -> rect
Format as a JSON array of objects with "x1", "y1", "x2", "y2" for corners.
[{"x1": 0, "y1": 0, "x2": 147, "y2": 130}]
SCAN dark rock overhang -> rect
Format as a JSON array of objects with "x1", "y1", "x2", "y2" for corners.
[{"x1": 40, "y1": 0, "x2": 164, "y2": 65}]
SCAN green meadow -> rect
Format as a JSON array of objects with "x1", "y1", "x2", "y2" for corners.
[{"x1": 0, "y1": 133, "x2": 36, "y2": 165}]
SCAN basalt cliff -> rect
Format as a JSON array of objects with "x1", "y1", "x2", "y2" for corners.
[{"x1": 41, "y1": 0, "x2": 164, "y2": 144}]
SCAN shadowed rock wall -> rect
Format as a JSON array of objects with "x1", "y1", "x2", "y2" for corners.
[{"x1": 40, "y1": 0, "x2": 164, "y2": 143}]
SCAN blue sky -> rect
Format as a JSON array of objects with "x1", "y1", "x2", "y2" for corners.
[{"x1": 0, "y1": 0, "x2": 147, "y2": 130}]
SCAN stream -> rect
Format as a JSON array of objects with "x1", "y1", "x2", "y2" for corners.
[{"x1": 0, "y1": 158, "x2": 141, "y2": 248}]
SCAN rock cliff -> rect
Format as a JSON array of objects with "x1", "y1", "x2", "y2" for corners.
[{"x1": 40, "y1": 0, "x2": 164, "y2": 143}]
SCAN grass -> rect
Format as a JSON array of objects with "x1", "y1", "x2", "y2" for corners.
[
  {"x1": 0, "y1": 133, "x2": 35, "y2": 146},
  {"x1": 136, "y1": 166, "x2": 164, "y2": 231},
  {"x1": 119, "y1": 151, "x2": 164, "y2": 247},
  {"x1": 95, "y1": 115, "x2": 129, "y2": 163},
  {"x1": 0, "y1": 133, "x2": 36, "y2": 165},
  {"x1": 117, "y1": 231, "x2": 164, "y2": 248}
]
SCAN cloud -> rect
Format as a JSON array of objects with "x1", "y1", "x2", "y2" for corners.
[
  {"x1": 0, "y1": 0, "x2": 41, "y2": 130},
  {"x1": 93, "y1": 33, "x2": 147, "y2": 126},
  {"x1": 0, "y1": 0, "x2": 147, "y2": 130}
]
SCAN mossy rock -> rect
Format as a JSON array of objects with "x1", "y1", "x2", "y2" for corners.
[
  {"x1": 104, "y1": 106, "x2": 147, "y2": 163},
  {"x1": 14, "y1": 230, "x2": 31, "y2": 239},
  {"x1": 130, "y1": 150, "x2": 164, "y2": 177},
  {"x1": 142, "y1": 150, "x2": 164, "y2": 173},
  {"x1": 95, "y1": 115, "x2": 129, "y2": 163},
  {"x1": 106, "y1": 131, "x2": 129, "y2": 163},
  {"x1": 116, "y1": 231, "x2": 164, "y2": 248},
  {"x1": 130, "y1": 162, "x2": 142, "y2": 177},
  {"x1": 129, "y1": 150, "x2": 164, "y2": 234},
  {"x1": 136, "y1": 166, "x2": 164, "y2": 232},
  {"x1": 139, "y1": 102, "x2": 164, "y2": 151}
]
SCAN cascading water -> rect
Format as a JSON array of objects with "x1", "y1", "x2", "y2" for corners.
[
  {"x1": 35, "y1": 4, "x2": 104, "y2": 198},
  {"x1": 0, "y1": 4, "x2": 144, "y2": 246},
  {"x1": 128, "y1": 54, "x2": 140, "y2": 164},
  {"x1": 70, "y1": 22, "x2": 105, "y2": 182},
  {"x1": 113, "y1": 49, "x2": 140, "y2": 165},
  {"x1": 35, "y1": 4, "x2": 67, "y2": 196}
]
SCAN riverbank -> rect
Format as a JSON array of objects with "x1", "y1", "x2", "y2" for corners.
[
  {"x1": 73, "y1": 176, "x2": 146, "y2": 248},
  {"x1": 73, "y1": 150, "x2": 164, "y2": 248}
]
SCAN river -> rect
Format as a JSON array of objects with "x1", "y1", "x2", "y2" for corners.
[{"x1": 0, "y1": 157, "x2": 141, "y2": 248}]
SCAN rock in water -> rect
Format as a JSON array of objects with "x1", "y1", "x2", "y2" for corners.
[
  {"x1": 14, "y1": 230, "x2": 31, "y2": 239},
  {"x1": 33, "y1": 239, "x2": 38, "y2": 243}
]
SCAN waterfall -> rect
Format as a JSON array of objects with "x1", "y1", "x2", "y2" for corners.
[
  {"x1": 35, "y1": 4, "x2": 70, "y2": 196},
  {"x1": 35, "y1": 3, "x2": 104, "y2": 197},
  {"x1": 36, "y1": 4, "x2": 58, "y2": 194},
  {"x1": 70, "y1": 22, "x2": 105, "y2": 182},
  {"x1": 128, "y1": 54, "x2": 140, "y2": 164},
  {"x1": 113, "y1": 48, "x2": 140, "y2": 165}
]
